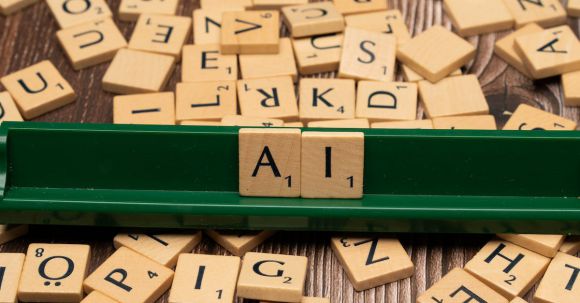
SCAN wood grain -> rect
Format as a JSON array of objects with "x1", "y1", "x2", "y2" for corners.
[{"x1": 0, "y1": 1, "x2": 578, "y2": 303}]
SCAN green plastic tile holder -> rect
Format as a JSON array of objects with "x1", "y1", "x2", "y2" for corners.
[{"x1": 0, "y1": 121, "x2": 578, "y2": 234}]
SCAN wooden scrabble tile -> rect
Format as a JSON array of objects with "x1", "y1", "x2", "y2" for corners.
[
  {"x1": 46, "y1": 0, "x2": 112, "y2": 29},
  {"x1": 239, "y1": 128, "x2": 301, "y2": 197},
  {"x1": 175, "y1": 81, "x2": 237, "y2": 122},
  {"x1": 193, "y1": 10, "x2": 227, "y2": 45},
  {"x1": 18, "y1": 244, "x2": 90, "y2": 302},
  {"x1": 237, "y1": 252, "x2": 307, "y2": 302},
  {"x1": 510, "y1": 298, "x2": 527, "y2": 303},
  {"x1": 417, "y1": 268, "x2": 509, "y2": 303},
  {"x1": 444, "y1": 0, "x2": 514, "y2": 37},
  {"x1": 397, "y1": 25, "x2": 476, "y2": 83},
  {"x1": 401, "y1": 65, "x2": 461, "y2": 83},
  {"x1": 221, "y1": 11, "x2": 280, "y2": 54},
  {"x1": 82, "y1": 291, "x2": 119, "y2": 303},
  {"x1": 299, "y1": 78, "x2": 355, "y2": 122},
  {"x1": 0, "y1": 92, "x2": 24, "y2": 122},
  {"x1": 118, "y1": 0, "x2": 179, "y2": 22},
  {"x1": 253, "y1": 0, "x2": 308, "y2": 10},
  {"x1": 502, "y1": 104, "x2": 577, "y2": 130},
  {"x1": 129, "y1": 14, "x2": 191, "y2": 59},
  {"x1": 494, "y1": 23, "x2": 543, "y2": 78},
  {"x1": 0, "y1": 60, "x2": 76, "y2": 120},
  {"x1": 465, "y1": 239, "x2": 550, "y2": 299},
  {"x1": 179, "y1": 120, "x2": 223, "y2": 126},
  {"x1": 301, "y1": 132, "x2": 364, "y2": 198},
  {"x1": 113, "y1": 92, "x2": 175, "y2": 125},
  {"x1": 57, "y1": 18, "x2": 127, "y2": 70},
  {"x1": 222, "y1": 115, "x2": 285, "y2": 127},
  {"x1": 282, "y1": 2, "x2": 344, "y2": 38},
  {"x1": 338, "y1": 27, "x2": 396, "y2": 82},
  {"x1": 433, "y1": 115, "x2": 497, "y2": 130},
  {"x1": 168, "y1": 254, "x2": 240, "y2": 303},
  {"x1": 102, "y1": 49, "x2": 175, "y2": 94},
  {"x1": 562, "y1": 71, "x2": 580, "y2": 107},
  {"x1": 284, "y1": 121, "x2": 303, "y2": 127},
  {"x1": 418, "y1": 75, "x2": 489, "y2": 119},
  {"x1": 497, "y1": 234, "x2": 565, "y2": 257},
  {"x1": 345, "y1": 10, "x2": 411, "y2": 45},
  {"x1": 0, "y1": 225, "x2": 28, "y2": 245},
  {"x1": 239, "y1": 38, "x2": 298, "y2": 81},
  {"x1": 292, "y1": 33, "x2": 343, "y2": 75},
  {"x1": 0, "y1": 253, "x2": 25, "y2": 303},
  {"x1": 514, "y1": 25, "x2": 580, "y2": 79},
  {"x1": 502, "y1": 0, "x2": 566, "y2": 28},
  {"x1": 560, "y1": 237, "x2": 580, "y2": 255},
  {"x1": 114, "y1": 232, "x2": 202, "y2": 268},
  {"x1": 308, "y1": 119, "x2": 370, "y2": 129},
  {"x1": 0, "y1": 0, "x2": 37, "y2": 15},
  {"x1": 533, "y1": 252, "x2": 579, "y2": 303},
  {"x1": 261, "y1": 297, "x2": 329, "y2": 303},
  {"x1": 569, "y1": 0, "x2": 580, "y2": 16},
  {"x1": 371, "y1": 120, "x2": 433, "y2": 129},
  {"x1": 205, "y1": 230, "x2": 275, "y2": 256},
  {"x1": 356, "y1": 81, "x2": 418, "y2": 122},
  {"x1": 182, "y1": 44, "x2": 238, "y2": 82},
  {"x1": 200, "y1": 0, "x2": 252, "y2": 11},
  {"x1": 238, "y1": 76, "x2": 299, "y2": 120},
  {"x1": 330, "y1": 237, "x2": 413, "y2": 291},
  {"x1": 333, "y1": 0, "x2": 387, "y2": 16}
]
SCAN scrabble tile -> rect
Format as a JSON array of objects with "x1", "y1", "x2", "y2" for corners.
[
  {"x1": 510, "y1": 298, "x2": 527, "y2": 303},
  {"x1": 113, "y1": 92, "x2": 175, "y2": 125},
  {"x1": 502, "y1": 0, "x2": 566, "y2": 28},
  {"x1": 114, "y1": 232, "x2": 202, "y2": 268},
  {"x1": 371, "y1": 120, "x2": 433, "y2": 129},
  {"x1": 238, "y1": 76, "x2": 299, "y2": 120},
  {"x1": 0, "y1": 225, "x2": 28, "y2": 245},
  {"x1": 205, "y1": 230, "x2": 275, "y2": 256},
  {"x1": 221, "y1": 11, "x2": 280, "y2": 54},
  {"x1": 168, "y1": 254, "x2": 240, "y2": 303},
  {"x1": 292, "y1": 33, "x2": 343, "y2": 75},
  {"x1": 239, "y1": 38, "x2": 298, "y2": 81},
  {"x1": 356, "y1": 81, "x2": 418, "y2": 122},
  {"x1": 417, "y1": 268, "x2": 509, "y2": 303},
  {"x1": 497, "y1": 234, "x2": 565, "y2": 257},
  {"x1": 533, "y1": 252, "x2": 579, "y2": 303},
  {"x1": 514, "y1": 25, "x2": 580, "y2": 79},
  {"x1": 129, "y1": 14, "x2": 191, "y2": 59},
  {"x1": 193, "y1": 10, "x2": 227, "y2": 45},
  {"x1": 282, "y1": 2, "x2": 344, "y2": 38},
  {"x1": 418, "y1": 75, "x2": 489, "y2": 119},
  {"x1": 332, "y1": 0, "x2": 387, "y2": 16},
  {"x1": 200, "y1": 0, "x2": 252, "y2": 11},
  {"x1": 84, "y1": 247, "x2": 174, "y2": 303},
  {"x1": 284, "y1": 121, "x2": 304, "y2": 127},
  {"x1": 0, "y1": 0, "x2": 37, "y2": 15},
  {"x1": 308, "y1": 119, "x2": 370, "y2": 129},
  {"x1": 494, "y1": 23, "x2": 543, "y2": 78},
  {"x1": 46, "y1": 0, "x2": 112, "y2": 29},
  {"x1": 432, "y1": 115, "x2": 497, "y2": 130},
  {"x1": 175, "y1": 81, "x2": 237, "y2": 122},
  {"x1": 182, "y1": 44, "x2": 238, "y2": 82},
  {"x1": 338, "y1": 27, "x2": 396, "y2": 82},
  {"x1": 179, "y1": 120, "x2": 223, "y2": 126},
  {"x1": 102, "y1": 49, "x2": 175, "y2": 94},
  {"x1": 253, "y1": 0, "x2": 308, "y2": 10},
  {"x1": 401, "y1": 65, "x2": 461, "y2": 83},
  {"x1": 502, "y1": 104, "x2": 577, "y2": 130},
  {"x1": 18, "y1": 244, "x2": 90, "y2": 302},
  {"x1": 0, "y1": 60, "x2": 76, "y2": 120},
  {"x1": 562, "y1": 71, "x2": 580, "y2": 107},
  {"x1": 261, "y1": 297, "x2": 329, "y2": 303},
  {"x1": 397, "y1": 25, "x2": 476, "y2": 83},
  {"x1": 299, "y1": 78, "x2": 356, "y2": 122},
  {"x1": 222, "y1": 115, "x2": 285, "y2": 127},
  {"x1": 118, "y1": 0, "x2": 179, "y2": 22},
  {"x1": 237, "y1": 252, "x2": 307, "y2": 302},
  {"x1": 569, "y1": 0, "x2": 580, "y2": 17},
  {"x1": 560, "y1": 237, "x2": 580, "y2": 255},
  {"x1": 82, "y1": 291, "x2": 119, "y2": 303},
  {"x1": 0, "y1": 253, "x2": 25, "y2": 303},
  {"x1": 0, "y1": 92, "x2": 24, "y2": 122},
  {"x1": 301, "y1": 132, "x2": 364, "y2": 198},
  {"x1": 444, "y1": 0, "x2": 514, "y2": 37},
  {"x1": 345, "y1": 10, "x2": 411, "y2": 45},
  {"x1": 465, "y1": 239, "x2": 550, "y2": 299},
  {"x1": 239, "y1": 128, "x2": 301, "y2": 197},
  {"x1": 57, "y1": 18, "x2": 127, "y2": 70},
  {"x1": 330, "y1": 237, "x2": 414, "y2": 291}
]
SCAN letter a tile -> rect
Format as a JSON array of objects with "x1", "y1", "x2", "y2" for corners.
[
  {"x1": 0, "y1": 253, "x2": 25, "y2": 303},
  {"x1": 221, "y1": 11, "x2": 280, "y2": 54},
  {"x1": 533, "y1": 253, "x2": 580, "y2": 303}
]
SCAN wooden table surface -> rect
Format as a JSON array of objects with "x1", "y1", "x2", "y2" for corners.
[{"x1": 0, "y1": 0, "x2": 578, "y2": 302}]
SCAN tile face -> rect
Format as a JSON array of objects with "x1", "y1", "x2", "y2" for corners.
[
  {"x1": 330, "y1": 237, "x2": 414, "y2": 291},
  {"x1": 176, "y1": 81, "x2": 237, "y2": 122},
  {"x1": 397, "y1": 25, "x2": 476, "y2": 83},
  {"x1": 0, "y1": 92, "x2": 24, "y2": 122},
  {"x1": 308, "y1": 119, "x2": 369, "y2": 129},
  {"x1": 401, "y1": 65, "x2": 461, "y2": 83},
  {"x1": 0, "y1": 60, "x2": 76, "y2": 120},
  {"x1": 494, "y1": 23, "x2": 543, "y2": 78},
  {"x1": 502, "y1": 0, "x2": 566, "y2": 28},
  {"x1": 299, "y1": 78, "x2": 356, "y2": 122},
  {"x1": 292, "y1": 33, "x2": 343, "y2": 75},
  {"x1": 510, "y1": 298, "x2": 527, "y2": 303},
  {"x1": 345, "y1": 10, "x2": 411, "y2": 45},
  {"x1": 205, "y1": 230, "x2": 275, "y2": 256},
  {"x1": 200, "y1": 0, "x2": 251, "y2": 11},
  {"x1": 102, "y1": 49, "x2": 175, "y2": 95},
  {"x1": 534, "y1": 253, "x2": 580, "y2": 303},
  {"x1": 114, "y1": 232, "x2": 202, "y2": 268},
  {"x1": 0, "y1": 253, "x2": 25, "y2": 303},
  {"x1": 238, "y1": 76, "x2": 299, "y2": 120},
  {"x1": 0, "y1": 225, "x2": 28, "y2": 245},
  {"x1": 496, "y1": 234, "x2": 565, "y2": 257},
  {"x1": 83, "y1": 247, "x2": 174, "y2": 303},
  {"x1": 356, "y1": 81, "x2": 417, "y2": 122},
  {"x1": 432, "y1": 115, "x2": 497, "y2": 130},
  {"x1": 168, "y1": 254, "x2": 240, "y2": 303},
  {"x1": 57, "y1": 18, "x2": 127, "y2": 70},
  {"x1": 301, "y1": 132, "x2": 364, "y2": 199},
  {"x1": 239, "y1": 38, "x2": 298, "y2": 81},
  {"x1": 560, "y1": 236, "x2": 580, "y2": 255},
  {"x1": 339, "y1": 27, "x2": 396, "y2": 82},
  {"x1": 562, "y1": 70, "x2": 580, "y2": 107},
  {"x1": 465, "y1": 239, "x2": 550, "y2": 299},
  {"x1": 371, "y1": 120, "x2": 433, "y2": 129},
  {"x1": 282, "y1": 2, "x2": 344, "y2": 38},
  {"x1": 239, "y1": 128, "x2": 301, "y2": 197},
  {"x1": 237, "y1": 252, "x2": 307, "y2": 302},
  {"x1": 444, "y1": 0, "x2": 514, "y2": 37},
  {"x1": 193, "y1": 10, "x2": 227, "y2": 45},
  {"x1": 418, "y1": 75, "x2": 489, "y2": 119},
  {"x1": 502, "y1": 104, "x2": 577, "y2": 130},
  {"x1": 569, "y1": 0, "x2": 580, "y2": 16},
  {"x1": 81, "y1": 291, "x2": 119, "y2": 303},
  {"x1": 118, "y1": 0, "x2": 178, "y2": 22},
  {"x1": 221, "y1": 11, "x2": 280, "y2": 54},
  {"x1": 129, "y1": 14, "x2": 192, "y2": 59},
  {"x1": 222, "y1": 115, "x2": 285, "y2": 127},
  {"x1": 261, "y1": 297, "x2": 329, "y2": 303},
  {"x1": 332, "y1": 0, "x2": 387, "y2": 16},
  {"x1": 18, "y1": 244, "x2": 90, "y2": 302},
  {"x1": 0, "y1": 0, "x2": 37, "y2": 15},
  {"x1": 46, "y1": 0, "x2": 112, "y2": 29},
  {"x1": 253, "y1": 0, "x2": 308, "y2": 10},
  {"x1": 182, "y1": 44, "x2": 238, "y2": 82},
  {"x1": 113, "y1": 92, "x2": 175, "y2": 125}
]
